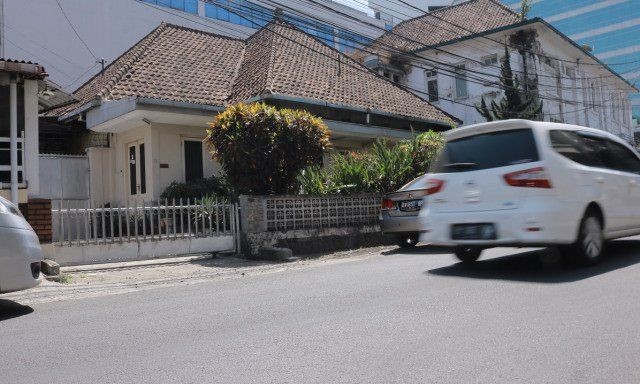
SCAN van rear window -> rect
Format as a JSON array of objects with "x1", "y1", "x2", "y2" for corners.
[{"x1": 432, "y1": 128, "x2": 539, "y2": 173}]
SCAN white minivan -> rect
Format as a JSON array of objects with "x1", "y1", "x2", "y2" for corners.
[
  {"x1": 0, "y1": 196, "x2": 43, "y2": 293},
  {"x1": 419, "y1": 119, "x2": 640, "y2": 265}
]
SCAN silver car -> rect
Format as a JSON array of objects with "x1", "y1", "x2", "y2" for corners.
[{"x1": 380, "y1": 174, "x2": 429, "y2": 248}]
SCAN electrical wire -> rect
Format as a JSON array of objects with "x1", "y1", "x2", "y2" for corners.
[{"x1": 54, "y1": 0, "x2": 99, "y2": 60}]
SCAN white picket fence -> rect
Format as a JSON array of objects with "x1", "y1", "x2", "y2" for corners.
[{"x1": 52, "y1": 198, "x2": 239, "y2": 247}]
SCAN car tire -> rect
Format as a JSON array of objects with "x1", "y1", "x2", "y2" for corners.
[
  {"x1": 397, "y1": 234, "x2": 419, "y2": 249},
  {"x1": 454, "y1": 247, "x2": 482, "y2": 263},
  {"x1": 567, "y1": 211, "x2": 605, "y2": 266}
]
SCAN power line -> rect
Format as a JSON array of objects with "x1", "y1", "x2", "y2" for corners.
[
  {"x1": 130, "y1": 0, "x2": 638, "y2": 116},
  {"x1": 54, "y1": 0, "x2": 98, "y2": 60},
  {"x1": 3, "y1": 36, "x2": 74, "y2": 79},
  {"x1": 200, "y1": 0, "x2": 636, "y2": 115},
  {"x1": 224, "y1": 0, "x2": 638, "y2": 97},
  {"x1": 0, "y1": 20, "x2": 85, "y2": 70}
]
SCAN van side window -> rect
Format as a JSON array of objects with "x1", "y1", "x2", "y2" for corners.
[
  {"x1": 549, "y1": 130, "x2": 603, "y2": 167},
  {"x1": 605, "y1": 140, "x2": 640, "y2": 174}
]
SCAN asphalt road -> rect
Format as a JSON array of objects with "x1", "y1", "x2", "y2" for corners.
[{"x1": 3, "y1": 240, "x2": 640, "y2": 384}]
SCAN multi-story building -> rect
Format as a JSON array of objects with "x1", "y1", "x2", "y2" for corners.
[
  {"x1": 368, "y1": 0, "x2": 451, "y2": 28},
  {"x1": 0, "y1": 0, "x2": 386, "y2": 91},
  {"x1": 501, "y1": 0, "x2": 640, "y2": 134},
  {"x1": 358, "y1": 0, "x2": 637, "y2": 142}
]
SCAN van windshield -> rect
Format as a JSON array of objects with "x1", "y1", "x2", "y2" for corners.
[{"x1": 432, "y1": 128, "x2": 539, "y2": 173}]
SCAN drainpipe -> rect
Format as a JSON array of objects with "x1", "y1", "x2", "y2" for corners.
[{"x1": 9, "y1": 75, "x2": 18, "y2": 205}]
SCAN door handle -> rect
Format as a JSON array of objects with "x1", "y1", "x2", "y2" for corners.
[
  {"x1": 630, "y1": 179, "x2": 637, "y2": 186},
  {"x1": 595, "y1": 177, "x2": 605, "y2": 184}
]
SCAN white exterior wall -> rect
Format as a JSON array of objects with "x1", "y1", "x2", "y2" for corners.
[
  {"x1": 94, "y1": 122, "x2": 222, "y2": 206},
  {"x1": 153, "y1": 123, "x2": 222, "y2": 199},
  {"x1": 1, "y1": 0, "x2": 385, "y2": 91},
  {"x1": 404, "y1": 26, "x2": 635, "y2": 141}
]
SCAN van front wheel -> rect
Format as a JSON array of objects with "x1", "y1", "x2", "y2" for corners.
[{"x1": 454, "y1": 247, "x2": 482, "y2": 263}]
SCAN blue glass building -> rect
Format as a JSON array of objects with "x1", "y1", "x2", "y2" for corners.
[
  {"x1": 502, "y1": 0, "x2": 640, "y2": 127},
  {"x1": 141, "y1": 0, "x2": 374, "y2": 53}
]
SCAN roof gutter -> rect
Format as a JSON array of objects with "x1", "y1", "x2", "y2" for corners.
[
  {"x1": 249, "y1": 92, "x2": 459, "y2": 128},
  {"x1": 58, "y1": 99, "x2": 101, "y2": 123}
]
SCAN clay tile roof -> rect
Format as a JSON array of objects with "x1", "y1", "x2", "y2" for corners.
[
  {"x1": 360, "y1": 0, "x2": 521, "y2": 58},
  {"x1": 52, "y1": 21, "x2": 458, "y2": 125},
  {"x1": 50, "y1": 23, "x2": 245, "y2": 116}
]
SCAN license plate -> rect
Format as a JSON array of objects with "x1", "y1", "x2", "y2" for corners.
[
  {"x1": 451, "y1": 223, "x2": 497, "y2": 240},
  {"x1": 399, "y1": 199, "x2": 423, "y2": 212}
]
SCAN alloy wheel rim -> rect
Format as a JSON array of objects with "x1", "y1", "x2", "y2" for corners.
[{"x1": 582, "y1": 217, "x2": 603, "y2": 259}]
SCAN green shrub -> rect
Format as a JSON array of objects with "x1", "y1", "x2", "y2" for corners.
[
  {"x1": 160, "y1": 175, "x2": 234, "y2": 201},
  {"x1": 297, "y1": 131, "x2": 444, "y2": 195},
  {"x1": 403, "y1": 130, "x2": 445, "y2": 177},
  {"x1": 205, "y1": 103, "x2": 330, "y2": 195},
  {"x1": 329, "y1": 151, "x2": 374, "y2": 193}
]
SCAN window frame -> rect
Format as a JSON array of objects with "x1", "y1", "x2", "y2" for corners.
[
  {"x1": 182, "y1": 138, "x2": 205, "y2": 183},
  {"x1": 454, "y1": 63, "x2": 468, "y2": 99}
]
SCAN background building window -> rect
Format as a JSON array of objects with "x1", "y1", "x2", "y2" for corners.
[
  {"x1": 455, "y1": 64, "x2": 468, "y2": 99},
  {"x1": 481, "y1": 54, "x2": 498, "y2": 67},
  {"x1": 425, "y1": 69, "x2": 438, "y2": 102}
]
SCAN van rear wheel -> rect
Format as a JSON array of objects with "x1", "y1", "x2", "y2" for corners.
[
  {"x1": 454, "y1": 247, "x2": 482, "y2": 263},
  {"x1": 567, "y1": 212, "x2": 604, "y2": 266}
]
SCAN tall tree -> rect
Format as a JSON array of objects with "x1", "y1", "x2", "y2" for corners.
[{"x1": 475, "y1": 46, "x2": 543, "y2": 121}]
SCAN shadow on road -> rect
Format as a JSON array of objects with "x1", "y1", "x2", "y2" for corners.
[
  {"x1": 0, "y1": 299, "x2": 34, "y2": 321},
  {"x1": 427, "y1": 239, "x2": 640, "y2": 283},
  {"x1": 383, "y1": 245, "x2": 452, "y2": 256}
]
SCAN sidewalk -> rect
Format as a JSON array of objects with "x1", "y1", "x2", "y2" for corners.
[{"x1": 3, "y1": 246, "x2": 392, "y2": 305}]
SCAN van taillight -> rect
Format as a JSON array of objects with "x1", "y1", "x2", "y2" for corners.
[
  {"x1": 503, "y1": 167, "x2": 552, "y2": 189},
  {"x1": 381, "y1": 199, "x2": 395, "y2": 210},
  {"x1": 426, "y1": 179, "x2": 445, "y2": 195}
]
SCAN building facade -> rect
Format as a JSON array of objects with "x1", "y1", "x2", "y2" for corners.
[
  {"x1": 368, "y1": 0, "x2": 451, "y2": 28},
  {"x1": 501, "y1": 0, "x2": 640, "y2": 131},
  {"x1": 0, "y1": 0, "x2": 385, "y2": 92},
  {"x1": 359, "y1": 0, "x2": 636, "y2": 142}
]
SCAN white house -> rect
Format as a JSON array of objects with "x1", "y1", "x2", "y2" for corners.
[
  {"x1": 358, "y1": 0, "x2": 637, "y2": 143},
  {"x1": 50, "y1": 21, "x2": 458, "y2": 208}
]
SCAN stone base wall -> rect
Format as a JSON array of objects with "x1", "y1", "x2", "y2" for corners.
[
  {"x1": 243, "y1": 224, "x2": 394, "y2": 257},
  {"x1": 19, "y1": 198, "x2": 52, "y2": 243},
  {"x1": 239, "y1": 194, "x2": 389, "y2": 257}
]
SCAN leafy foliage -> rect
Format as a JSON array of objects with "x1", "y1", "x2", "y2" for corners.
[
  {"x1": 475, "y1": 47, "x2": 543, "y2": 121},
  {"x1": 160, "y1": 175, "x2": 234, "y2": 201},
  {"x1": 205, "y1": 103, "x2": 331, "y2": 195},
  {"x1": 298, "y1": 131, "x2": 444, "y2": 195}
]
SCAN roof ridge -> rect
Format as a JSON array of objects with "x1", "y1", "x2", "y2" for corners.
[
  {"x1": 160, "y1": 22, "x2": 246, "y2": 42},
  {"x1": 392, "y1": 0, "x2": 519, "y2": 31}
]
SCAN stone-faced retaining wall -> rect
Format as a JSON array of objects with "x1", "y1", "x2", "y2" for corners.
[{"x1": 239, "y1": 194, "x2": 392, "y2": 257}]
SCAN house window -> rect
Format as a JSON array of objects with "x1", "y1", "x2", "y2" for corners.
[
  {"x1": 455, "y1": 64, "x2": 468, "y2": 99},
  {"x1": 392, "y1": 74, "x2": 400, "y2": 83},
  {"x1": 481, "y1": 54, "x2": 498, "y2": 67},
  {"x1": 184, "y1": 139, "x2": 204, "y2": 182},
  {"x1": 425, "y1": 69, "x2": 438, "y2": 102}
]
